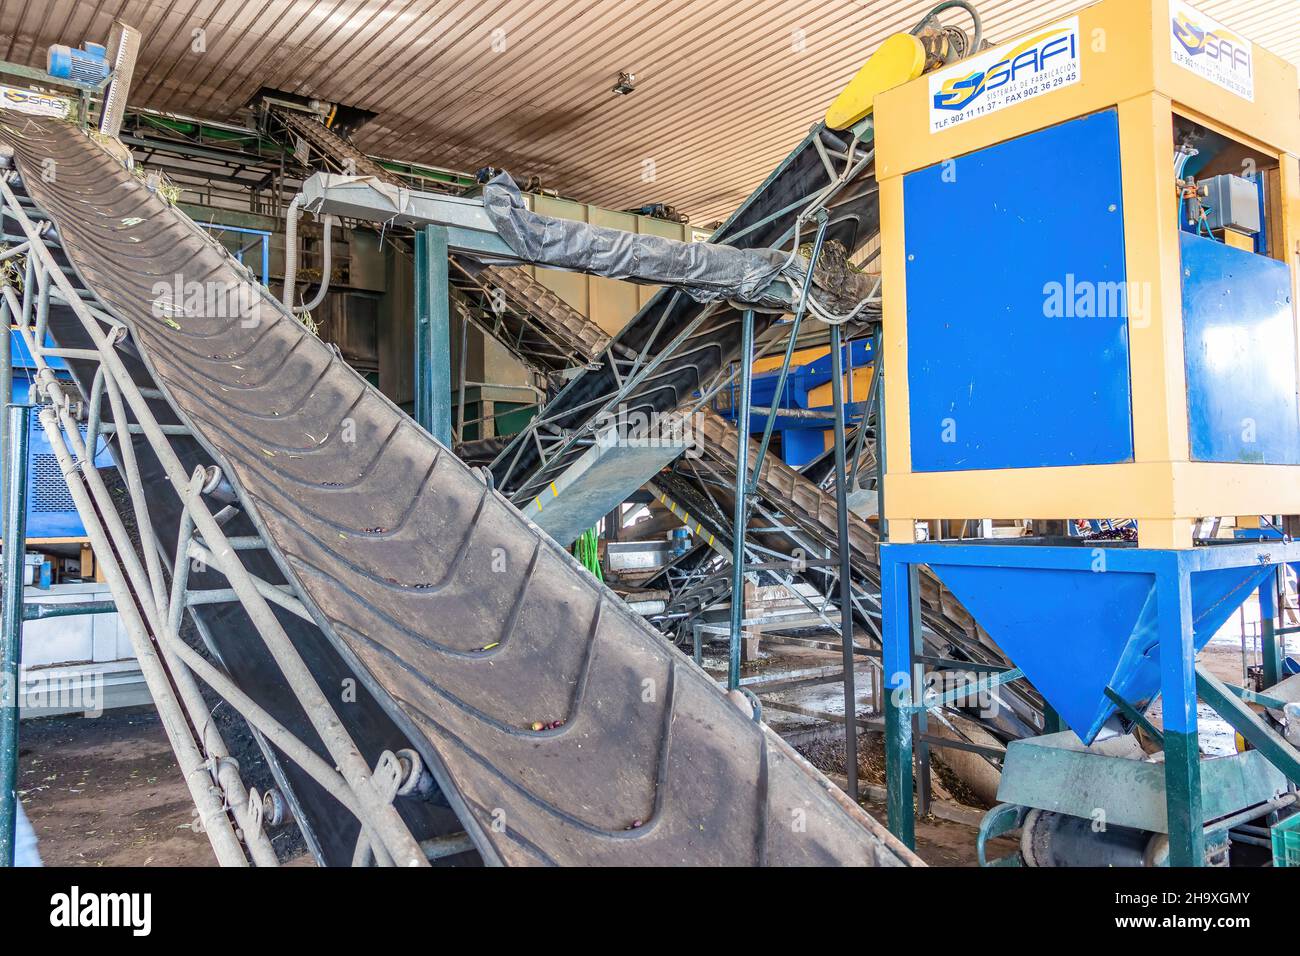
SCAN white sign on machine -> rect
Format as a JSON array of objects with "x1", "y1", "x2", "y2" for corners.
[
  {"x1": 0, "y1": 85, "x2": 70, "y2": 118},
  {"x1": 927, "y1": 16, "x2": 1081, "y2": 133},
  {"x1": 1169, "y1": 1, "x2": 1254, "y2": 102}
]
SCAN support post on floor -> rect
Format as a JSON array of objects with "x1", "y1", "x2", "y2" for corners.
[
  {"x1": 1157, "y1": 556, "x2": 1204, "y2": 867},
  {"x1": 909, "y1": 563, "x2": 930, "y2": 817},
  {"x1": 728, "y1": 309, "x2": 755, "y2": 693},
  {"x1": 414, "y1": 224, "x2": 453, "y2": 446},
  {"x1": 0, "y1": 305, "x2": 12, "y2": 535},
  {"x1": 881, "y1": 545, "x2": 915, "y2": 848},
  {"x1": 829, "y1": 321, "x2": 858, "y2": 802},
  {"x1": 1, "y1": 403, "x2": 31, "y2": 866},
  {"x1": 1258, "y1": 567, "x2": 1283, "y2": 691}
]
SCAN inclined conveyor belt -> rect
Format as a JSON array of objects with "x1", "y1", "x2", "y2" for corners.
[
  {"x1": 685, "y1": 414, "x2": 1041, "y2": 740},
  {"x1": 0, "y1": 112, "x2": 915, "y2": 867},
  {"x1": 489, "y1": 121, "x2": 881, "y2": 503}
]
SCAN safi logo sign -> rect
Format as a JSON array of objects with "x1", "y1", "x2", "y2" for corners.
[
  {"x1": 928, "y1": 17, "x2": 1081, "y2": 132},
  {"x1": 1170, "y1": 1, "x2": 1254, "y2": 101}
]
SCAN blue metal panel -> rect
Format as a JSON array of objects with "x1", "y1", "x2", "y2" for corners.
[
  {"x1": 1180, "y1": 232, "x2": 1300, "y2": 464},
  {"x1": 891, "y1": 541, "x2": 1280, "y2": 743},
  {"x1": 9, "y1": 329, "x2": 66, "y2": 371},
  {"x1": 782, "y1": 429, "x2": 826, "y2": 467},
  {"x1": 903, "y1": 110, "x2": 1134, "y2": 472},
  {"x1": 10, "y1": 373, "x2": 112, "y2": 539}
]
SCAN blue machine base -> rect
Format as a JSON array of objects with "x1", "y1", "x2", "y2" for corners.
[
  {"x1": 880, "y1": 539, "x2": 1300, "y2": 742},
  {"x1": 880, "y1": 538, "x2": 1300, "y2": 863}
]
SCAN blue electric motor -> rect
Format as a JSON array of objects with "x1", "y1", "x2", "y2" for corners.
[{"x1": 47, "y1": 41, "x2": 110, "y2": 85}]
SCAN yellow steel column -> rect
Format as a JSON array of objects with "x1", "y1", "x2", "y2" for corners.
[
  {"x1": 880, "y1": 173, "x2": 914, "y2": 542},
  {"x1": 1117, "y1": 92, "x2": 1194, "y2": 549}
]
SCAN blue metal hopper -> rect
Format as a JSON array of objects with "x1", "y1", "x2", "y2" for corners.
[{"x1": 926, "y1": 559, "x2": 1273, "y2": 743}]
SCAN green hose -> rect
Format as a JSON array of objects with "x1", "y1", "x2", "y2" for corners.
[{"x1": 572, "y1": 527, "x2": 604, "y2": 582}]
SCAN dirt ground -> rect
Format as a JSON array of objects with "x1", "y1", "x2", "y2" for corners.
[
  {"x1": 798, "y1": 730, "x2": 1004, "y2": 866},
  {"x1": 18, "y1": 707, "x2": 216, "y2": 867},
  {"x1": 13, "y1": 640, "x2": 1277, "y2": 868}
]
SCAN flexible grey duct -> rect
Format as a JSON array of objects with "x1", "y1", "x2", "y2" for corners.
[{"x1": 281, "y1": 196, "x2": 333, "y2": 314}]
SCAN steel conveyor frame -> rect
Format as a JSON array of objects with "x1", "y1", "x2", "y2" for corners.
[
  {"x1": 0, "y1": 173, "x2": 437, "y2": 868},
  {"x1": 0, "y1": 113, "x2": 916, "y2": 868},
  {"x1": 489, "y1": 121, "x2": 881, "y2": 505}
]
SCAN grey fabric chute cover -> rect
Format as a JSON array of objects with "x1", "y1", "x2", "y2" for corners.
[{"x1": 482, "y1": 174, "x2": 800, "y2": 307}]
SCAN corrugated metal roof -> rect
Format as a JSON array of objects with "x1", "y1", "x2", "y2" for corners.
[{"x1": 3, "y1": 0, "x2": 1298, "y2": 222}]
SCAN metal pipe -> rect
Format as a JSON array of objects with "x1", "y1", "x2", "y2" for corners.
[
  {"x1": 750, "y1": 210, "x2": 830, "y2": 486},
  {"x1": 294, "y1": 215, "x2": 333, "y2": 315},
  {"x1": 0, "y1": 403, "x2": 29, "y2": 866},
  {"x1": 829, "y1": 326, "x2": 859, "y2": 802},
  {"x1": 41, "y1": 395, "x2": 276, "y2": 864},
  {"x1": 37, "y1": 404, "x2": 249, "y2": 866},
  {"x1": 747, "y1": 405, "x2": 845, "y2": 422},
  {"x1": 23, "y1": 600, "x2": 116, "y2": 621},
  {"x1": 281, "y1": 193, "x2": 303, "y2": 306},
  {"x1": 455, "y1": 311, "x2": 469, "y2": 444},
  {"x1": 161, "y1": 493, "x2": 278, "y2": 867},
  {"x1": 99, "y1": 359, "x2": 168, "y2": 618},
  {"x1": 181, "y1": 481, "x2": 425, "y2": 867},
  {"x1": 728, "y1": 310, "x2": 755, "y2": 692}
]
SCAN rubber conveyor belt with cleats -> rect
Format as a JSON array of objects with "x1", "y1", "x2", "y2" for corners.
[{"x1": 0, "y1": 112, "x2": 917, "y2": 866}]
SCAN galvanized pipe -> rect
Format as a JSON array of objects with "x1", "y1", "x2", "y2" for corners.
[
  {"x1": 98, "y1": 358, "x2": 169, "y2": 618},
  {"x1": 728, "y1": 309, "x2": 755, "y2": 692},
  {"x1": 159, "y1": 484, "x2": 278, "y2": 867},
  {"x1": 829, "y1": 325, "x2": 859, "y2": 802},
  {"x1": 181, "y1": 481, "x2": 424, "y2": 867},
  {"x1": 162, "y1": 507, "x2": 389, "y2": 860},
  {"x1": 0, "y1": 404, "x2": 29, "y2": 866},
  {"x1": 37, "y1": 404, "x2": 249, "y2": 866}
]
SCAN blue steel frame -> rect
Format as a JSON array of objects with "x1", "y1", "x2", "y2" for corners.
[
  {"x1": 880, "y1": 537, "x2": 1300, "y2": 868},
  {"x1": 198, "y1": 223, "x2": 272, "y2": 287}
]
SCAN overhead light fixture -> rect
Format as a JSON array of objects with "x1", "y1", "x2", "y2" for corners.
[{"x1": 612, "y1": 71, "x2": 636, "y2": 95}]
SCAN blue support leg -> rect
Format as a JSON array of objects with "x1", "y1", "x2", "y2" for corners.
[
  {"x1": 881, "y1": 546, "x2": 915, "y2": 848},
  {"x1": 414, "y1": 225, "x2": 452, "y2": 445},
  {"x1": 1258, "y1": 568, "x2": 1283, "y2": 690},
  {"x1": 1157, "y1": 557, "x2": 1204, "y2": 867}
]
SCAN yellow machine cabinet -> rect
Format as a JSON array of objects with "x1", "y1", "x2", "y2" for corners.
[{"x1": 873, "y1": 0, "x2": 1300, "y2": 549}]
